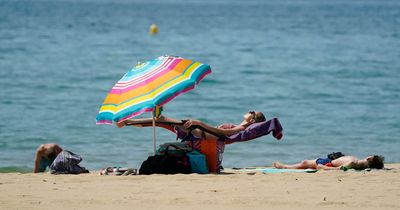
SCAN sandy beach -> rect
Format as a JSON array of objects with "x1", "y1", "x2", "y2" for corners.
[{"x1": 1, "y1": 164, "x2": 399, "y2": 210}]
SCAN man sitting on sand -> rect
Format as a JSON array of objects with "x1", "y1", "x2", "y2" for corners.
[
  {"x1": 33, "y1": 143, "x2": 63, "y2": 173},
  {"x1": 273, "y1": 154, "x2": 384, "y2": 170}
]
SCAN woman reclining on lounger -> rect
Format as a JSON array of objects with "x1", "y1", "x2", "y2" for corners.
[{"x1": 117, "y1": 111, "x2": 266, "y2": 140}]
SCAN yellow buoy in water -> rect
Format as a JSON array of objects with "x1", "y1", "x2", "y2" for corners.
[{"x1": 149, "y1": 24, "x2": 158, "y2": 35}]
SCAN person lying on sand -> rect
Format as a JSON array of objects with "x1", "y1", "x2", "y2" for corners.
[
  {"x1": 117, "y1": 111, "x2": 266, "y2": 140},
  {"x1": 33, "y1": 143, "x2": 63, "y2": 173},
  {"x1": 273, "y1": 154, "x2": 384, "y2": 170}
]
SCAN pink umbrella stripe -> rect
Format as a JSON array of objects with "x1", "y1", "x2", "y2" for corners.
[
  {"x1": 109, "y1": 59, "x2": 182, "y2": 94},
  {"x1": 113, "y1": 57, "x2": 176, "y2": 87}
]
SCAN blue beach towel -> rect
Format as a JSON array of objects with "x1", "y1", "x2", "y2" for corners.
[{"x1": 237, "y1": 168, "x2": 317, "y2": 174}]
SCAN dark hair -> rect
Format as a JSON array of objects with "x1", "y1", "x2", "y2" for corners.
[
  {"x1": 367, "y1": 155, "x2": 385, "y2": 169},
  {"x1": 254, "y1": 112, "x2": 266, "y2": 122}
]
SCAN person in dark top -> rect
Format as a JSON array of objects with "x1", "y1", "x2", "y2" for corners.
[{"x1": 33, "y1": 143, "x2": 63, "y2": 173}]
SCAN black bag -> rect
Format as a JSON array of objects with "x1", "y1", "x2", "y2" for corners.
[
  {"x1": 139, "y1": 145, "x2": 191, "y2": 175},
  {"x1": 327, "y1": 152, "x2": 345, "y2": 160}
]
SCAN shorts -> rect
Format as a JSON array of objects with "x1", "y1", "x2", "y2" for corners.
[{"x1": 316, "y1": 158, "x2": 332, "y2": 166}]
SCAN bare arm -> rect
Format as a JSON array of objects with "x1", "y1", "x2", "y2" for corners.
[
  {"x1": 316, "y1": 160, "x2": 359, "y2": 171},
  {"x1": 33, "y1": 145, "x2": 45, "y2": 173},
  {"x1": 184, "y1": 119, "x2": 244, "y2": 136},
  {"x1": 316, "y1": 164, "x2": 341, "y2": 170},
  {"x1": 342, "y1": 161, "x2": 367, "y2": 170}
]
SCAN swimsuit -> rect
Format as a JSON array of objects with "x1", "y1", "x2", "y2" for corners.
[
  {"x1": 39, "y1": 157, "x2": 55, "y2": 172},
  {"x1": 316, "y1": 158, "x2": 333, "y2": 167}
]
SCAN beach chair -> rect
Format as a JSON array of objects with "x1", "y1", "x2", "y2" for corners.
[
  {"x1": 185, "y1": 118, "x2": 282, "y2": 173},
  {"x1": 128, "y1": 118, "x2": 283, "y2": 173}
]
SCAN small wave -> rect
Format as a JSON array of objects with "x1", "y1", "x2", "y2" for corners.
[
  {"x1": 200, "y1": 78, "x2": 229, "y2": 85},
  {"x1": 238, "y1": 47, "x2": 253, "y2": 53},
  {"x1": 240, "y1": 70, "x2": 264, "y2": 74}
]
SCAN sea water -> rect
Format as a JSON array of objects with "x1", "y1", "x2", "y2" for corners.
[{"x1": 1, "y1": 0, "x2": 399, "y2": 172}]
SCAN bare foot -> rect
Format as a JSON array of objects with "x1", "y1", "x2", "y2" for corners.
[
  {"x1": 116, "y1": 121, "x2": 125, "y2": 128},
  {"x1": 273, "y1": 162, "x2": 285, "y2": 169}
]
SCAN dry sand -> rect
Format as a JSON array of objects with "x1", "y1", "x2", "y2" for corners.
[{"x1": 1, "y1": 164, "x2": 399, "y2": 210}]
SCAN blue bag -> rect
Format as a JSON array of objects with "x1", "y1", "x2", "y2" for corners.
[{"x1": 187, "y1": 151, "x2": 208, "y2": 174}]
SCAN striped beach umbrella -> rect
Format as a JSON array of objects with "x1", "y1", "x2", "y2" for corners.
[{"x1": 96, "y1": 55, "x2": 212, "y2": 152}]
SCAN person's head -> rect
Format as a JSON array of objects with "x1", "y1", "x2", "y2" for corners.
[
  {"x1": 45, "y1": 145, "x2": 62, "y2": 160},
  {"x1": 243, "y1": 111, "x2": 266, "y2": 124},
  {"x1": 45, "y1": 147, "x2": 57, "y2": 159},
  {"x1": 366, "y1": 155, "x2": 385, "y2": 169}
]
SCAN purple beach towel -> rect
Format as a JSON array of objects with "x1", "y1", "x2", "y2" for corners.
[
  {"x1": 175, "y1": 118, "x2": 283, "y2": 144},
  {"x1": 225, "y1": 118, "x2": 283, "y2": 144}
]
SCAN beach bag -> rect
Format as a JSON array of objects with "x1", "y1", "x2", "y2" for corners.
[
  {"x1": 189, "y1": 139, "x2": 225, "y2": 173},
  {"x1": 187, "y1": 151, "x2": 208, "y2": 174},
  {"x1": 139, "y1": 145, "x2": 191, "y2": 175},
  {"x1": 156, "y1": 141, "x2": 192, "y2": 156},
  {"x1": 50, "y1": 150, "x2": 89, "y2": 174},
  {"x1": 327, "y1": 152, "x2": 345, "y2": 160}
]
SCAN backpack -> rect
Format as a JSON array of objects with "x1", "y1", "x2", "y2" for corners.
[
  {"x1": 156, "y1": 141, "x2": 193, "y2": 156},
  {"x1": 50, "y1": 150, "x2": 89, "y2": 174},
  {"x1": 139, "y1": 145, "x2": 191, "y2": 175},
  {"x1": 327, "y1": 152, "x2": 345, "y2": 160}
]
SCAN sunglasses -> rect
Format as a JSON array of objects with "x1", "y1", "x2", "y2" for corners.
[{"x1": 249, "y1": 111, "x2": 256, "y2": 121}]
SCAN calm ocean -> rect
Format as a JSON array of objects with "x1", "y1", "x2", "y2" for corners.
[{"x1": 1, "y1": 0, "x2": 399, "y2": 172}]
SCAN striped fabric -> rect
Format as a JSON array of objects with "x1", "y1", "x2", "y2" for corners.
[{"x1": 96, "y1": 56, "x2": 211, "y2": 124}]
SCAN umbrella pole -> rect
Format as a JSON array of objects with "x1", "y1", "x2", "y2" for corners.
[{"x1": 152, "y1": 111, "x2": 156, "y2": 155}]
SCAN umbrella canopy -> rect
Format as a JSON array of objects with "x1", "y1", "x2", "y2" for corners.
[{"x1": 96, "y1": 55, "x2": 212, "y2": 124}]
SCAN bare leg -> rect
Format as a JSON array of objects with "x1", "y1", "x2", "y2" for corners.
[
  {"x1": 273, "y1": 160, "x2": 317, "y2": 169},
  {"x1": 157, "y1": 115, "x2": 183, "y2": 124},
  {"x1": 117, "y1": 115, "x2": 220, "y2": 140},
  {"x1": 117, "y1": 115, "x2": 182, "y2": 128},
  {"x1": 190, "y1": 129, "x2": 219, "y2": 140}
]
